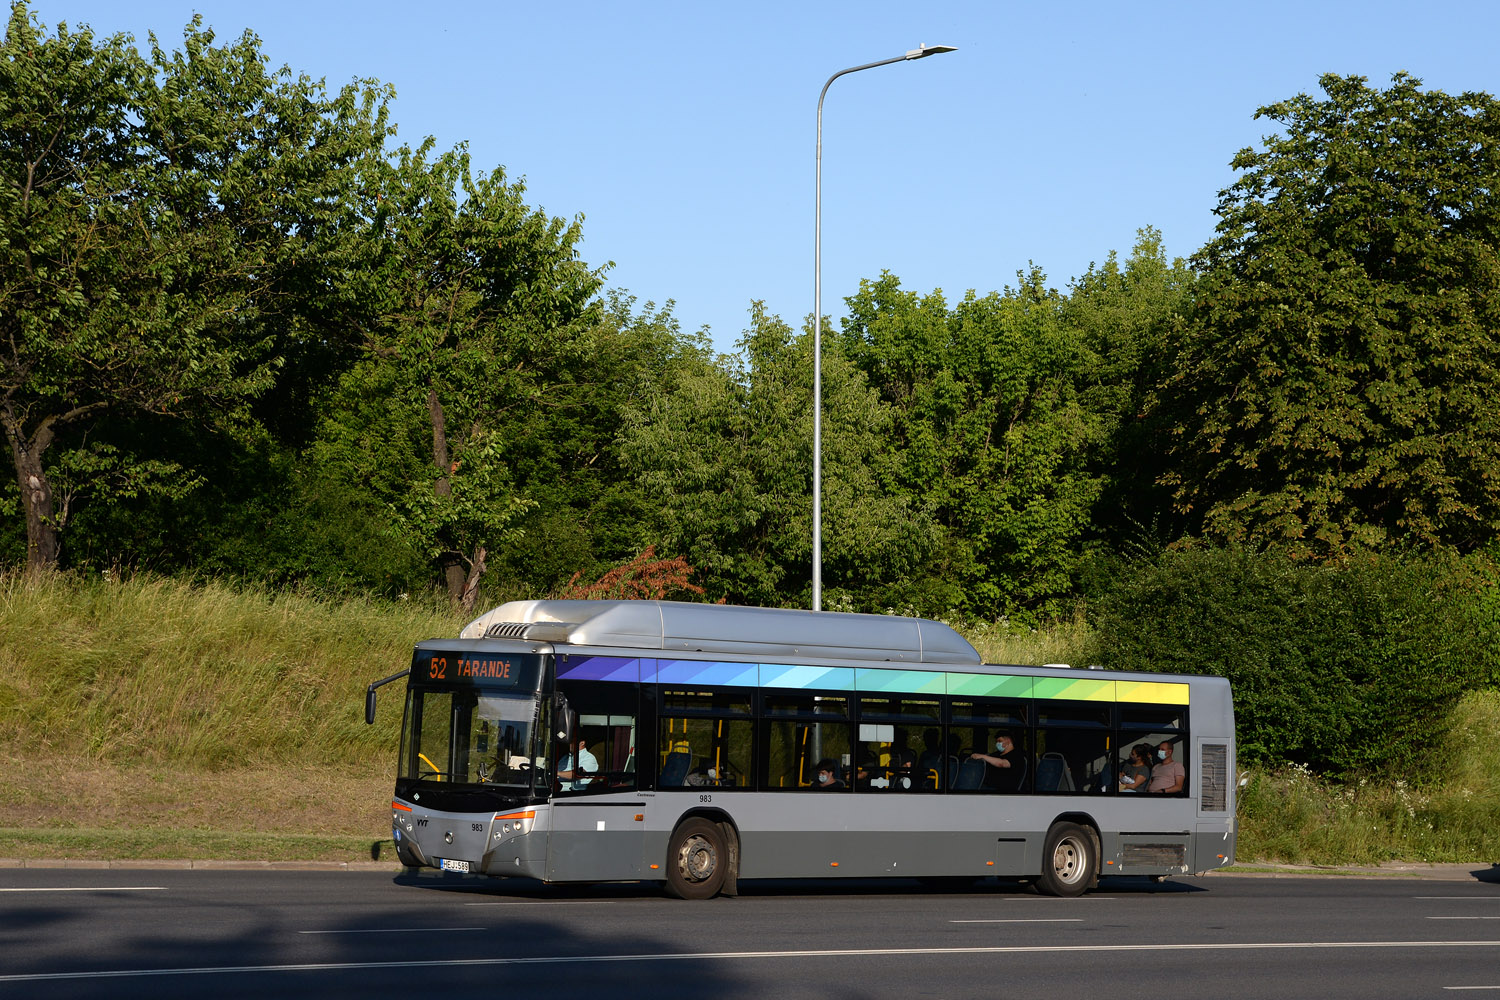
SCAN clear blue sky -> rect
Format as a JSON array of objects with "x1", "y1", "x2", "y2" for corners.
[{"x1": 27, "y1": 1, "x2": 1500, "y2": 353}]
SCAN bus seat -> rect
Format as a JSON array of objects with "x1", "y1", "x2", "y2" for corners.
[
  {"x1": 1036, "y1": 752, "x2": 1071, "y2": 792},
  {"x1": 660, "y1": 751, "x2": 692, "y2": 788},
  {"x1": 953, "y1": 757, "x2": 986, "y2": 790}
]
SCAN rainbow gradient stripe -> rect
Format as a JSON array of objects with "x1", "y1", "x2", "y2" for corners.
[{"x1": 557, "y1": 656, "x2": 1188, "y2": 705}]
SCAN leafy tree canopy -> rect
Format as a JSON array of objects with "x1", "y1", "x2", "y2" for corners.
[
  {"x1": 0, "y1": 3, "x2": 390, "y2": 571},
  {"x1": 840, "y1": 270, "x2": 1106, "y2": 619},
  {"x1": 303, "y1": 139, "x2": 603, "y2": 608},
  {"x1": 1161, "y1": 73, "x2": 1500, "y2": 559},
  {"x1": 620, "y1": 303, "x2": 946, "y2": 611}
]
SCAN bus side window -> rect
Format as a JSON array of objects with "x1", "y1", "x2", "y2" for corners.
[
  {"x1": 659, "y1": 690, "x2": 752, "y2": 790},
  {"x1": 1036, "y1": 701, "x2": 1109, "y2": 794},
  {"x1": 762, "y1": 693, "x2": 850, "y2": 790},
  {"x1": 556, "y1": 681, "x2": 638, "y2": 793},
  {"x1": 1119, "y1": 707, "x2": 1188, "y2": 797}
]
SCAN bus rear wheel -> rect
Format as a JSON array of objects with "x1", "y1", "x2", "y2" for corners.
[
  {"x1": 665, "y1": 818, "x2": 727, "y2": 900},
  {"x1": 1035, "y1": 821, "x2": 1096, "y2": 897}
]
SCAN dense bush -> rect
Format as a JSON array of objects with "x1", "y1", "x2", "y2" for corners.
[{"x1": 1091, "y1": 547, "x2": 1500, "y2": 778}]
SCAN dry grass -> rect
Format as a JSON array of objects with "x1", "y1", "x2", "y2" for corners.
[
  {"x1": 0, "y1": 756, "x2": 393, "y2": 835},
  {"x1": 0, "y1": 570, "x2": 461, "y2": 767},
  {"x1": 0, "y1": 570, "x2": 452, "y2": 862},
  {"x1": 959, "y1": 610, "x2": 1099, "y2": 667},
  {"x1": 0, "y1": 754, "x2": 397, "y2": 861}
]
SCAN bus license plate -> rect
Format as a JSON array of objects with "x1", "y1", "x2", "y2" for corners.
[{"x1": 440, "y1": 858, "x2": 470, "y2": 873}]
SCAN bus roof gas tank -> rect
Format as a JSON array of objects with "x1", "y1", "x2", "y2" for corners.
[{"x1": 461, "y1": 599, "x2": 981, "y2": 665}]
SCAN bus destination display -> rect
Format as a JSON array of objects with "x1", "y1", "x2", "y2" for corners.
[{"x1": 412, "y1": 650, "x2": 543, "y2": 690}]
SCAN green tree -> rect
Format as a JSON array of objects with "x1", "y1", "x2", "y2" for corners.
[
  {"x1": 0, "y1": 5, "x2": 389, "y2": 572},
  {"x1": 304, "y1": 140, "x2": 603, "y2": 608},
  {"x1": 484, "y1": 291, "x2": 696, "y2": 598},
  {"x1": 1062, "y1": 229, "x2": 1196, "y2": 554},
  {"x1": 620, "y1": 303, "x2": 945, "y2": 610},
  {"x1": 1160, "y1": 73, "x2": 1500, "y2": 558},
  {"x1": 840, "y1": 271, "x2": 1105, "y2": 619}
]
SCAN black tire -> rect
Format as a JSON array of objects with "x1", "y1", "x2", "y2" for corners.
[
  {"x1": 1035, "y1": 821, "x2": 1096, "y2": 897},
  {"x1": 664, "y1": 818, "x2": 728, "y2": 900}
]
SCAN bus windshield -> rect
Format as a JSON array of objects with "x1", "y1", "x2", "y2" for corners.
[
  {"x1": 399, "y1": 686, "x2": 550, "y2": 790},
  {"x1": 397, "y1": 648, "x2": 551, "y2": 797}
]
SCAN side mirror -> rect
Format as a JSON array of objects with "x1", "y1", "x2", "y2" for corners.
[
  {"x1": 553, "y1": 692, "x2": 574, "y2": 741},
  {"x1": 364, "y1": 668, "x2": 411, "y2": 725}
]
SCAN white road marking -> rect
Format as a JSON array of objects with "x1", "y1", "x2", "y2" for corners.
[
  {"x1": 1429, "y1": 917, "x2": 1500, "y2": 921},
  {"x1": 4, "y1": 940, "x2": 1500, "y2": 982},
  {"x1": 0, "y1": 886, "x2": 165, "y2": 892},
  {"x1": 464, "y1": 899, "x2": 650, "y2": 906},
  {"x1": 949, "y1": 918, "x2": 1083, "y2": 924},
  {"x1": 1417, "y1": 897, "x2": 1500, "y2": 900},
  {"x1": 462, "y1": 896, "x2": 1121, "y2": 907},
  {"x1": 1443, "y1": 988, "x2": 1500, "y2": 991},
  {"x1": 299, "y1": 927, "x2": 485, "y2": 935}
]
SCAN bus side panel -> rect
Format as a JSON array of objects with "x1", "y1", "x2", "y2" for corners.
[
  {"x1": 660, "y1": 795, "x2": 1043, "y2": 880},
  {"x1": 546, "y1": 800, "x2": 647, "y2": 881}
]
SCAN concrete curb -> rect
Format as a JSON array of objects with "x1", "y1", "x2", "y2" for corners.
[
  {"x1": 1207, "y1": 862, "x2": 1500, "y2": 882},
  {"x1": 0, "y1": 858, "x2": 403, "y2": 871}
]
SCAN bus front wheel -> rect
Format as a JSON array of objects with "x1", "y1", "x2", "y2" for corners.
[
  {"x1": 665, "y1": 818, "x2": 727, "y2": 900},
  {"x1": 1035, "y1": 821, "x2": 1096, "y2": 897}
]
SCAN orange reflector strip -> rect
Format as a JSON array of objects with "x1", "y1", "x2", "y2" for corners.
[
  {"x1": 650, "y1": 864, "x2": 660, "y2": 870},
  {"x1": 1218, "y1": 854, "x2": 1226, "y2": 859},
  {"x1": 635, "y1": 814, "x2": 644, "y2": 822},
  {"x1": 492, "y1": 810, "x2": 536, "y2": 822},
  {"x1": 391, "y1": 801, "x2": 412, "y2": 812},
  {"x1": 1106, "y1": 860, "x2": 1114, "y2": 865},
  {"x1": 830, "y1": 862, "x2": 839, "y2": 867}
]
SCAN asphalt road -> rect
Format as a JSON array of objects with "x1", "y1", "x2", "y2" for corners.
[{"x1": 3, "y1": 868, "x2": 1499, "y2": 999}]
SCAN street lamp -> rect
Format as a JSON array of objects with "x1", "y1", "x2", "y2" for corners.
[{"x1": 812, "y1": 43, "x2": 956, "y2": 612}]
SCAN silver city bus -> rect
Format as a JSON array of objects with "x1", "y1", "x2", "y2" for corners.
[{"x1": 365, "y1": 600, "x2": 1236, "y2": 898}]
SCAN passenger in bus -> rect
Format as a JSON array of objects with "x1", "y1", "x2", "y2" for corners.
[
  {"x1": 557, "y1": 732, "x2": 598, "y2": 791},
  {"x1": 1147, "y1": 741, "x2": 1185, "y2": 794},
  {"x1": 813, "y1": 758, "x2": 846, "y2": 790},
  {"x1": 1118, "y1": 743, "x2": 1154, "y2": 792},
  {"x1": 968, "y1": 732, "x2": 1026, "y2": 792}
]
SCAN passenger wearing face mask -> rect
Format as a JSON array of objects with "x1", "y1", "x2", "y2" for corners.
[
  {"x1": 968, "y1": 732, "x2": 1027, "y2": 792},
  {"x1": 1146, "y1": 741, "x2": 1185, "y2": 794},
  {"x1": 812, "y1": 758, "x2": 846, "y2": 790},
  {"x1": 1118, "y1": 743, "x2": 1154, "y2": 792}
]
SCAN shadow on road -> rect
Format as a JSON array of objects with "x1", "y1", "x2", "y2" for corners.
[{"x1": 390, "y1": 870, "x2": 1211, "y2": 899}]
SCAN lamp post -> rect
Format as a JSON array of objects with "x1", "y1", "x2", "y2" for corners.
[{"x1": 812, "y1": 43, "x2": 956, "y2": 612}]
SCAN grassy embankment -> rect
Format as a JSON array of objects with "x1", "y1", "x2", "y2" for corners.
[{"x1": 2, "y1": 573, "x2": 1497, "y2": 865}]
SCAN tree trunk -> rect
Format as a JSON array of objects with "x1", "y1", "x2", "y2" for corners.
[
  {"x1": 2, "y1": 408, "x2": 61, "y2": 574},
  {"x1": 459, "y1": 544, "x2": 487, "y2": 614},
  {"x1": 427, "y1": 387, "x2": 469, "y2": 603},
  {"x1": 442, "y1": 557, "x2": 466, "y2": 604}
]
